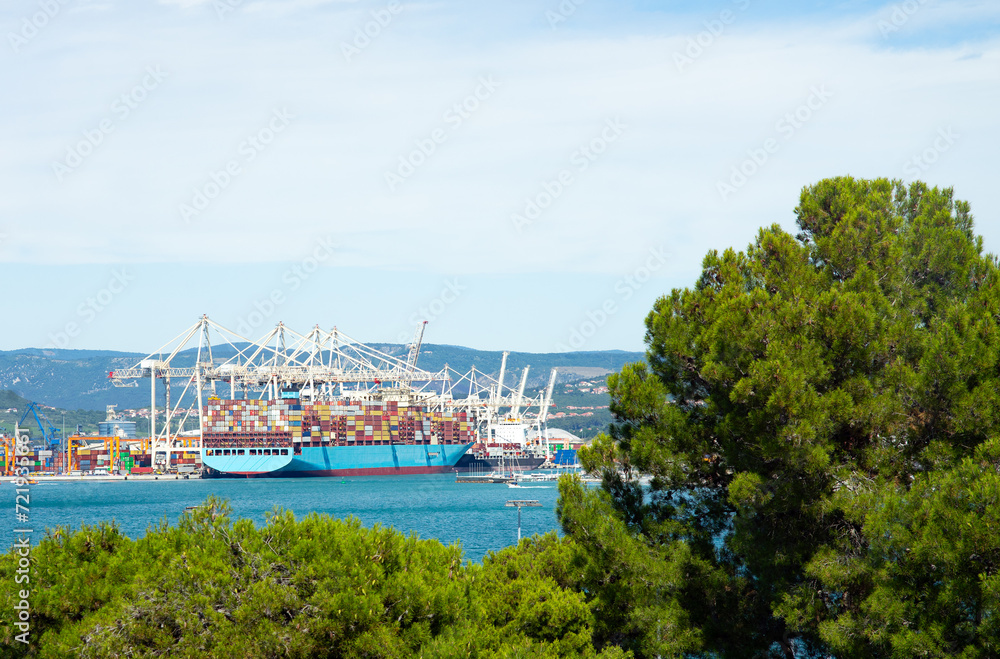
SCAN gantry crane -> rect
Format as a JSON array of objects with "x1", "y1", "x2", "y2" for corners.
[{"x1": 108, "y1": 315, "x2": 558, "y2": 470}]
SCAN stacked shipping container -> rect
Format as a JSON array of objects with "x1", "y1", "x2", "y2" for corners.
[
  {"x1": 74, "y1": 444, "x2": 160, "y2": 472},
  {"x1": 201, "y1": 398, "x2": 475, "y2": 450},
  {"x1": 2, "y1": 438, "x2": 200, "y2": 475}
]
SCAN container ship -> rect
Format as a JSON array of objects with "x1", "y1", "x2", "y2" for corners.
[{"x1": 200, "y1": 393, "x2": 474, "y2": 477}]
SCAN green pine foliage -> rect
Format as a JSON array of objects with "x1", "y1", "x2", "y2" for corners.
[{"x1": 562, "y1": 177, "x2": 1000, "y2": 657}]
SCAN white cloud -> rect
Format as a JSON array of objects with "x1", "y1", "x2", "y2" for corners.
[{"x1": 2, "y1": 2, "x2": 998, "y2": 281}]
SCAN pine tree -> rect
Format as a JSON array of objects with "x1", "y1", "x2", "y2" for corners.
[{"x1": 561, "y1": 177, "x2": 1000, "y2": 657}]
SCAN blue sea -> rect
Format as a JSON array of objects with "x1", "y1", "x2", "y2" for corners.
[{"x1": 9, "y1": 475, "x2": 566, "y2": 563}]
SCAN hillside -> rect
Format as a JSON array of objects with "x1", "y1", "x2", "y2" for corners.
[
  {"x1": 0, "y1": 390, "x2": 107, "y2": 439},
  {"x1": 0, "y1": 350, "x2": 146, "y2": 411}
]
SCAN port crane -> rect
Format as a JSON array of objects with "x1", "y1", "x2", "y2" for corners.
[
  {"x1": 108, "y1": 315, "x2": 558, "y2": 470},
  {"x1": 15, "y1": 402, "x2": 62, "y2": 471},
  {"x1": 18, "y1": 401, "x2": 62, "y2": 448}
]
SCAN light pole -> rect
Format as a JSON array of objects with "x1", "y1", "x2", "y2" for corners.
[{"x1": 505, "y1": 499, "x2": 541, "y2": 542}]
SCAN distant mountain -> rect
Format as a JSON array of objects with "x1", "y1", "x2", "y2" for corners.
[
  {"x1": 0, "y1": 350, "x2": 147, "y2": 411},
  {"x1": 0, "y1": 344, "x2": 644, "y2": 412}
]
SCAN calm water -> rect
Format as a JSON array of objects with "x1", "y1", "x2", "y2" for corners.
[{"x1": 10, "y1": 475, "x2": 566, "y2": 563}]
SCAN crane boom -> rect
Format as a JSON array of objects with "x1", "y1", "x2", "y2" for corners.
[
  {"x1": 512, "y1": 366, "x2": 530, "y2": 417},
  {"x1": 540, "y1": 368, "x2": 558, "y2": 424},
  {"x1": 405, "y1": 321, "x2": 428, "y2": 378},
  {"x1": 494, "y1": 351, "x2": 509, "y2": 408}
]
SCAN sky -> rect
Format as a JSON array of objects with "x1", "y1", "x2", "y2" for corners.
[{"x1": 0, "y1": 0, "x2": 997, "y2": 355}]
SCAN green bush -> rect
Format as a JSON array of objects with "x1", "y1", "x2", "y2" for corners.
[{"x1": 1, "y1": 496, "x2": 628, "y2": 658}]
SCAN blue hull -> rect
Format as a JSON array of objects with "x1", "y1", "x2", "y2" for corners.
[{"x1": 203, "y1": 443, "x2": 474, "y2": 477}]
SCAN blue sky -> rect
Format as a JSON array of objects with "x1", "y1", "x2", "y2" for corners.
[{"x1": 1, "y1": 0, "x2": 997, "y2": 354}]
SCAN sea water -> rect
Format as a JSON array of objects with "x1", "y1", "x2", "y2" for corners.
[{"x1": 10, "y1": 475, "x2": 565, "y2": 563}]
